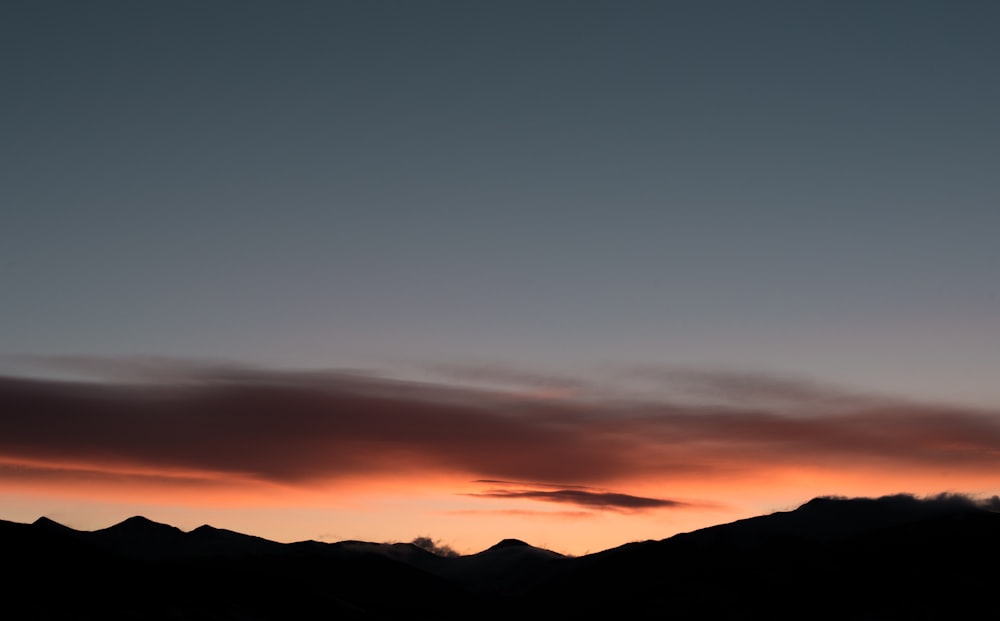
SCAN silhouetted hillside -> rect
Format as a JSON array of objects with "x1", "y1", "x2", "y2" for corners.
[
  {"x1": 519, "y1": 494, "x2": 1000, "y2": 619},
  {"x1": 4, "y1": 495, "x2": 999, "y2": 619}
]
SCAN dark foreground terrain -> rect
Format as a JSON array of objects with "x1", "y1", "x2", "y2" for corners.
[{"x1": 5, "y1": 494, "x2": 999, "y2": 620}]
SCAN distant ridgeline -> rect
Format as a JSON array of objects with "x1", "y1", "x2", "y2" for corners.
[{"x1": 4, "y1": 494, "x2": 999, "y2": 620}]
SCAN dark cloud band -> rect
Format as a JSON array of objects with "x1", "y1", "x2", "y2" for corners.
[
  {"x1": 468, "y1": 488, "x2": 686, "y2": 510},
  {"x1": 2, "y1": 369, "x2": 999, "y2": 488}
]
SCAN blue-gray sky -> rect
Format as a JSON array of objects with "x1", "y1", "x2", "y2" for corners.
[{"x1": 4, "y1": 0, "x2": 1000, "y2": 405}]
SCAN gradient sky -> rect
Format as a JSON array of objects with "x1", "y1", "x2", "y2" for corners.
[{"x1": 2, "y1": 1, "x2": 1000, "y2": 555}]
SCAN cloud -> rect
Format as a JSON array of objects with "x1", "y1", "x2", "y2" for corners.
[
  {"x1": 7, "y1": 354, "x2": 255, "y2": 383},
  {"x1": 467, "y1": 488, "x2": 687, "y2": 511},
  {"x1": 810, "y1": 492, "x2": 1000, "y2": 514},
  {"x1": 423, "y1": 361, "x2": 588, "y2": 391},
  {"x1": 609, "y1": 364, "x2": 881, "y2": 410},
  {"x1": 2, "y1": 364, "x2": 1000, "y2": 493},
  {"x1": 420, "y1": 361, "x2": 589, "y2": 398},
  {"x1": 409, "y1": 536, "x2": 459, "y2": 557},
  {"x1": 473, "y1": 479, "x2": 596, "y2": 490},
  {"x1": 467, "y1": 479, "x2": 691, "y2": 511}
]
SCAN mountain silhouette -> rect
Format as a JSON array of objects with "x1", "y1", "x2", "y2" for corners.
[
  {"x1": 486, "y1": 537, "x2": 532, "y2": 550},
  {"x1": 4, "y1": 495, "x2": 998, "y2": 619},
  {"x1": 31, "y1": 515, "x2": 78, "y2": 534}
]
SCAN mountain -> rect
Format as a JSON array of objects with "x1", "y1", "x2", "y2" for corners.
[
  {"x1": 669, "y1": 493, "x2": 991, "y2": 546},
  {"x1": 31, "y1": 515, "x2": 78, "y2": 534},
  {"x1": 6, "y1": 516, "x2": 469, "y2": 620},
  {"x1": 4, "y1": 495, "x2": 999, "y2": 619},
  {"x1": 523, "y1": 494, "x2": 1000, "y2": 619},
  {"x1": 430, "y1": 537, "x2": 567, "y2": 594},
  {"x1": 86, "y1": 515, "x2": 188, "y2": 559}
]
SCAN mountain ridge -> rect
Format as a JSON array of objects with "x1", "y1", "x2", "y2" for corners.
[
  {"x1": 7, "y1": 494, "x2": 999, "y2": 619},
  {"x1": 25, "y1": 492, "x2": 998, "y2": 560}
]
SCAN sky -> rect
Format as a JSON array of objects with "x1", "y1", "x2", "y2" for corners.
[{"x1": 2, "y1": 0, "x2": 1000, "y2": 555}]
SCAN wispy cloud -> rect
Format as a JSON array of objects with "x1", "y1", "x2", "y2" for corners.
[
  {"x1": 422, "y1": 361, "x2": 589, "y2": 395},
  {"x1": 607, "y1": 364, "x2": 884, "y2": 410},
  {"x1": 409, "y1": 536, "x2": 459, "y2": 557},
  {"x1": 473, "y1": 479, "x2": 596, "y2": 490},
  {"x1": 467, "y1": 479, "x2": 691, "y2": 511},
  {"x1": 468, "y1": 488, "x2": 687, "y2": 511}
]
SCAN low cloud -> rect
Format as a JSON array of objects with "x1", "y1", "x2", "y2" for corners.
[
  {"x1": 856, "y1": 492, "x2": 1000, "y2": 512},
  {"x1": 468, "y1": 488, "x2": 687, "y2": 511},
  {"x1": 409, "y1": 536, "x2": 459, "y2": 557},
  {"x1": 802, "y1": 493, "x2": 1000, "y2": 520}
]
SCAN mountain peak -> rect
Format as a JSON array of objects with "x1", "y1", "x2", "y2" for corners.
[
  {"x1": 33, "y1": 516, "x2": 73, "y2": 531},
  {"x1": 487, "y1": 538, "x2": 531, "y2": 551},
  {"x1": 105, "y1": 515, "x2": 181, "y2": 534},
  {"x1": 120, "y1": 515, "x2": 162, "y2": 526}
]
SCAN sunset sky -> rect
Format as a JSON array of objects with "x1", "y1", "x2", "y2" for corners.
[{"x1": 2, "y1": 1, "x2": 1000, "y2": 556}]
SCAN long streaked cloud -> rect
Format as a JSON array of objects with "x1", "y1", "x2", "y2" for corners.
[
  {"x1": 421, "y1": 361, "x2": 589, "y2": 395},
  {"x1": 468, "y1": 479, "x2": 690, "y2": 511},
  {"x1": 2, "y1": 362, "x2": 1000, "y2": 497},
  {"x1": 468, "y1": 488, "x2": 686, "y2": 510},
  {"x1": 606, "y1": 364, "x2": 888, "y2": 410}
]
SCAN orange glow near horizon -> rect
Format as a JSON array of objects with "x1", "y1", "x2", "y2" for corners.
[
  {"x1": 2, "y1": 369, "x2": 1000, "y2": 555},
  {"x1": 3, "y1": 457, "x2": 998, "y2": 556}
]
